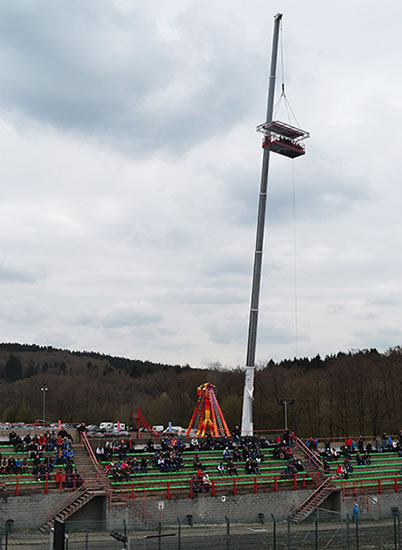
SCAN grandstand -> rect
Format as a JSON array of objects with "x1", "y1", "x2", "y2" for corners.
[{"x1": 0, "y1": 429, "x2": 401, "y2": 531}]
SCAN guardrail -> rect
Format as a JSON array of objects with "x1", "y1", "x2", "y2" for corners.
[
  {"x1": 111, "y1": 471, "x2": 321, "y2": 500},
  {"x1": 337, "y1": 475, "x2": 402, "y2": 495},
  {"x1": 0, "y1": 472, "x2": 86, "y2": 495}
]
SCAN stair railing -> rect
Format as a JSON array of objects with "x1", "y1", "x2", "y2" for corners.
[
  {"x1": 81, "y1": 432, "x2": 114, "y2": 505},
  {"x1": 81, "y1": 432, "x2": 100, "y2": 475},
  {"x1": 46, "y1": 482, "x2": 87, "y2": 524},
  {"x1": 295, "y1": 437, "x2": 324, "y2": 470},
  {"x1": 294, "y1": 476, "x2": 333, "y2": 518}
]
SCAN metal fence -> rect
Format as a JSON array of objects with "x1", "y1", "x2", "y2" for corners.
[{"x1": 0, "y1": 508, "x2": 400, "y2": 550}]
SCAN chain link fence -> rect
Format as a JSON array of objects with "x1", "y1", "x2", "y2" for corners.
[{"x1": 0, "y1": 507, "x2": 400, "y2": 549}]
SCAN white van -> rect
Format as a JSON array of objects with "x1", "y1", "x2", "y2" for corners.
[
  {"x1": 152, "y1": 425, "x2": 164, "y2": 433},
  {"x1": 113, "y1": 422, "x2": 126, "y2": 431},
  {"x1": 99, "y1": 422, "x2": 113, "y2": 431}
]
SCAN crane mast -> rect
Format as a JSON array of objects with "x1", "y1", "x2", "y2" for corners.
[{"x1": 240, "y1": 13, "x2": 283, "y2": 436}]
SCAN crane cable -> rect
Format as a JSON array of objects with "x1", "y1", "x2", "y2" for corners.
[
  {"x1": 274, "y1": 20, "x2": 300, "y2": 359},
  {"x1": 292, "y1": 161, "x2": 299, "y2": 359},
  {"x1": 273, "y1": 22, "x2": 301, "y2": 129}
]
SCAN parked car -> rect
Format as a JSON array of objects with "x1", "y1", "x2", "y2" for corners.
[
  {"x1": 163, "y1": 426, "x2": 186, "y2": 436},
  {"x1": 34, "y1": 419, "x2": 51, "y2": 426}
]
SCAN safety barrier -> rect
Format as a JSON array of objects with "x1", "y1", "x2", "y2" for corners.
[
  {"x1": 0, "y1": 471, "x2": 86, "y2": 495},
  {"x1": 111, "y1": 471, "x2": 321, "y2": 500}
]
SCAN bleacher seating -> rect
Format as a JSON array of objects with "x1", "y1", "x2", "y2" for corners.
[
  {"x1": 97, "y1": 440, "x2": 316, "y2": 499},
  {"x1": 96, "y1": 436, "x2": 402, "y2": 499},
  {"x1": 0, "y1": 436, "x2": 82, "y2": 495}
]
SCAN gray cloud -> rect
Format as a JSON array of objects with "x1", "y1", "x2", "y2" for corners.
[
  {"x1": 0, "y1": 1, "x2": 263, "y2": 156},
  {"x1": 0, "y1": 1, "x2": 401, "y2": 367},
  {"x1": 0, "y1": 260, "x2": 43, "y2": 284}
]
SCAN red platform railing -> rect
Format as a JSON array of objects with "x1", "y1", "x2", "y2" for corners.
[
  {"x1": 0, "y1": 471, "x2": 86, "y2": 496},
  {"x1": 111, "y1": 471, "x2": 319, "y2": 500}
]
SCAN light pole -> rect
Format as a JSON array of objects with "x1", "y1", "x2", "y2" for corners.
[
  {"x1": 278, "y1": 398, "x2": 295, "y2": 430},
  {"x1": 41, "y1": 384, "x2": 48, "y2": 423}
]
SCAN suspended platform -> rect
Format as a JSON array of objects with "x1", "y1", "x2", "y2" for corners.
[{"x1": 257, "y1": 120, "x2": 310, "y2": 159}]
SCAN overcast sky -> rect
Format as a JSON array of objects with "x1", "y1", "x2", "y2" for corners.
[{"x1": 0, "y1": 0, "x2": 401, "y2": 368}]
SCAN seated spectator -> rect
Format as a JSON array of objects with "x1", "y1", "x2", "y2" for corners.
[
  {"x1": 140, "y1": 457, "x2": 147, "y2": 473},
  {"x1": 191, "y1": 473, "x2": 202, "y2": 494},
  {"x1": 131, "y1": 457, "x2": 139, "y2": 474},
  {"x1": 230, "y1": 448, "x2": 240, "y2": 463},
  {"x1": 21, "y1": 457, "x2": 29, "y2": 474},
  {"x1": 227, "y1": 459, "x2": 238, "y2": 476},
  {"x1": 73, "y1": 469, "x2": 83, "y2": 487},
  {"x1": 295, "y1": 458, "x2": 304, "y2": 472},
  {"x1": 203, "y1": 473, "x2": 212, "y2": 491},
  {"x1": 336, "y1": 465, "x2": 344, "y2": 478},
  {"x1": 223, "y1": 447, "x2": 231, "y2": 461},
  {"x1": 193, "y1": 454, "x2": 203, "y2": 470},
  {"x1": 356, "y1": 452, "x2": 364, "y2": 466},
  {"x1": 217, "y1": 462, "x2": 225, "y2": 476},
  {"x1": 96, "y1": 446, "x2": 105, "y2": 460},
  {"x1": 363, "y1": 451, "x2": 371, "y2": 466}
]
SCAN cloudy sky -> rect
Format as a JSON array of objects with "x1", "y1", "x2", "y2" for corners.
[{"x1": 0, "y1": 0, "x2": 401, "y2": 368}]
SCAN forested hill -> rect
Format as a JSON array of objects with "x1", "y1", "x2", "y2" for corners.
[
  {"x1": 0, "y1": 342, "x2": 187, "y2": 379},
  {"x1": 0, "y1": 343, "x2": 401, "y2": 438}
]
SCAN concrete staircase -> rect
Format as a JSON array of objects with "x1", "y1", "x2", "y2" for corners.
[
  {"x1": 72, "y1": 443, "x2": 106, "y2": 489},
  {"x1": 40, "y1": 442, "x2": 110, "y2": 531},
  {"x1": 290, "y1": 477, "x2": 333, "y2": 523}
]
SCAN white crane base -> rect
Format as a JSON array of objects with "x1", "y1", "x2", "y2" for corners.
[{"x1": 241, "y1": 366, "x2": 254, "y2": 436}]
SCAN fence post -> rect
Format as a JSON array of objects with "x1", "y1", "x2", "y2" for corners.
[
  {"x1": 355, "y1": 515, "x2": 359, "y2": 550},
  {"x1": 271, "y1": 514, "x2": 276, "y2": 550},
  {"x1": 253, "y1": 477, "x2": 257, "y2": 494},
  {"x1": 177, "y1": 517, "x2": 181, "y2": 550},
  {"x1": 274, "y1": 476, "x2": 278, "y2": 492},
  {"x1": 15, "y1": 476, "x2": 19, "y2": 496},
  {"x1": 391, "y1": 507, "x2": 400, "y2": 550},
  {"x1": 303, "y1": 473, "x2": 306, "y2": 488},
  {"x1": 378, "y1": 479, "x2": 382, "y2": 494},
  {"x1": 131, "y1": 483, "x2": 134, "y2": 498},
  {"x1": 190, "y1": 480, "x2": 193, "y2": 498},
  {"x1": 293, "y1": 474, "x2": 297, "y2": 491},
  {"x1": 45, "y1": 474, "x2": 49, "y2": 494},
  {"x1": 212, "y1": 479, "x2": 215, "y2": 497},
  {"x1": 233, "y1": 479, "x2": 236, "y2": 496},
  {"x1": 167, "y1": 482, "x2": 170, "y2": 500},
  {"x1": 395, "y1": 478, "x2": 398, "y2": 494},
  {"x1": 225, "y1": 516, "x2": 230, "y2": 550}
]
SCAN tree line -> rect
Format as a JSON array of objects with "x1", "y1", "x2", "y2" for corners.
[{"x1": 0, "y1": 343, "x2": 400, "y2": 437}]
